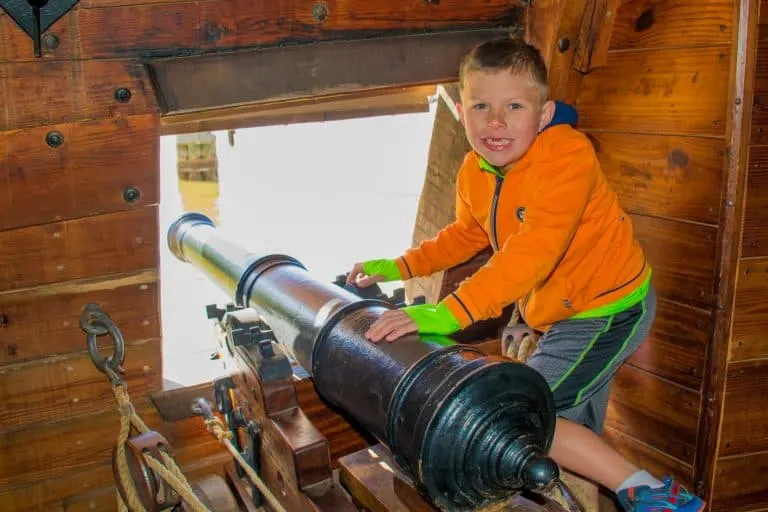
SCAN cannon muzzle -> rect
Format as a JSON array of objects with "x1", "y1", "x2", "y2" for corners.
[{"x1": 167, "y1": 212, "x2": 558, "y2": 511}]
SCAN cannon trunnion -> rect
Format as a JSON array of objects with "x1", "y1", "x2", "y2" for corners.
[{"x1": 168, "y1": 212, "x2": 559, "y2": 511}]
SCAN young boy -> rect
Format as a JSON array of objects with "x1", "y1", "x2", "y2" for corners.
[{"x1": 346, "y1": 38, "x2": 705, "y2": 512}]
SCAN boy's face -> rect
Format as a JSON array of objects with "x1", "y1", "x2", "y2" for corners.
[{"x1": 457, "y1": 69, "x2": 555, "y2": 169}]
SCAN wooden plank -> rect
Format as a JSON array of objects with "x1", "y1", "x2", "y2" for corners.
[
  {"x1": 711, "y1": 452, "x2": 768, "y2": 511},
  {"x1": 71, "y1": 0, "x2": 522, "y2": 60},
  {"x1": 0, "y1": 206, "x2": 158, "y2": 292},
  {"x1": 752, "y1": 21, "x2": 768, "y2": 93},
  {"x1": 0, "y1": 338, "x2": 162, "y2": 430},
  {"x1": 696, "y1": 0, "x2": 761, "y2": 500},
  {"x1": 0, "y1": 270, "x2": 159, "y2": 364},
  {"x1": 605, "y1": 365, "x2": 700, "y2": 464},
  {"x1": 631, "y1": 214, "x2": 718, "y2": 309},
  {"x1": 523, "y1": 0, "x2": 567, "y2": 67},
  {"x1": 62, "y1": 454, "x2": 230, "y2": 512},
  {"x1": 147, "y1": 27, "x2": 510, "y2": 114},
  {"x1": 577, "y1": 46, "x2": 730, "y2": 135},
  {"x1": 752, "y1": 95, "x2": 768, "y2": 145},
  {"x1": 572, "y1": 0, "x2": 620, "y2": 73},
  {"x1": 588, "y1": 132, "x2": 724, "y2": 224},
  {"x1": 601, "y1": 426, "x2": 694, "y2": 488},
  {"x1": 732, "y1": 258, "x2": 768, "y2": 360},
  {"x1": 719, "y1": 359, "x2": 768, "y2": 456},
  {"x1": 542, "y1": 0, "x2": 589, "y2": 104},
  {"x1": 763, "y1": 0, "x2": 768, "y2": 25},
  {"x1": 627, "y1": 298, "x2": 710, "y2": 391},
  {"x1": 0, "y1": 60, "x2": 156, "y2": 131},
  {"x1": 609, "y1": 0, "x2": 733, "y2": 50},
  {"x1": 161, "y1": 85, "x2": 434, "y2": 136},
  {"x1": 0, "y1": 114, "x2": 159, "y2": 231},
  {"x1": 742, "y1": 145, "x2": 768, "y2": 257},
  {"x1": 76, "y1": 2, "x2": 201, "y2": 60},
  {"x1": 0, "y1": 451, "x2": 230, "y2": 512},
  {"x1": 0, "y1": 399, "x2": 225, "y2": 493},
  {"x1": 0, "y1": 463, "x2": 114, "y2": 512},
  {"x1": 338, "y1": 443, "x2": 552, "y2": 512}
]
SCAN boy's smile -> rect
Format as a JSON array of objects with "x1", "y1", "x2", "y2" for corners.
[{"x1": 458, "y1": 69, "x2": 554, "y2": 171}]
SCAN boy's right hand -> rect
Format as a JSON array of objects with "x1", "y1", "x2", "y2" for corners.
[{"x1": 346, "y1": 259, "x2": 402, "y2": 288}]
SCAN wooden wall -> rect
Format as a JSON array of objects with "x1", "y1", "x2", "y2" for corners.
[
  {"x1": 568, "y1": 0, "x2": 762, "y2": 510},
  {"x1": 712, "y1": 0, "x2": 768, "y2": 510},
  {"x1": 574, "y1": 0, "x2": 731, "y2": 490},
  {"x1": 0, "y1": 0, "x2": 761, "y2": 510},
  {"x1": 0, "y1": 1, "x2": 523, "y2": 510}
]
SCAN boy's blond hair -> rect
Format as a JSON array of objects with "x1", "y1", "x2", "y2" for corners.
[{"x1": 459, "y1": 38, "x2": 549, "y2": 103}]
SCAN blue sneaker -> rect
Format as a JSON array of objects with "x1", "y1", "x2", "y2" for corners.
[{"x1": 617, "y1": 477, "x2": 706, "y2": 511}]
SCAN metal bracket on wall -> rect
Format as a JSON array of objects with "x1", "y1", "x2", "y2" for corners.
[{"x1": 0, "y1": 0, "x2": 80, "y2": 57}]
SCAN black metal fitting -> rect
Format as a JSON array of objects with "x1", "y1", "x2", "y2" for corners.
[
  {"x1": 45, "y1": 131, "x2": 64, "y2": 148},
  {"x1": 123, "y1": 186, "x2": 141, "y2": 203},
  {"x1": 114, "y1": 88, "x2": 132, "y2": 103}
]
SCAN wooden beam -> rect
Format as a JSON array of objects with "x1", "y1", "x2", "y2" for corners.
[
  {"x1": 572, "y1": 0, "x2": 620, "y2": 73},
  {"x1": 146, "y1": 28, "x2": 514, "y2": 115},
  {"x1": 695, "y1": 0, "x2": 760, "y2": 500},
  {"x1": 160, "y1": 85, "x2": 436, "y2": 136}
]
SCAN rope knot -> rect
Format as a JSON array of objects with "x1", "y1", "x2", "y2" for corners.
[{"x1": 204, "y1": 417, "x2": 233, "y2": 440}]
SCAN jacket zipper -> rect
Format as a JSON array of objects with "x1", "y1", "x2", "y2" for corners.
[{"x1": 490, "y1": 176, "x2": 503, "y2": 251}]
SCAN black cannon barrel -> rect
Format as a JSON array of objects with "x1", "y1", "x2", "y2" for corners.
[{"x1": 168, "y1": 212, "x2": 559, "y2": 511}]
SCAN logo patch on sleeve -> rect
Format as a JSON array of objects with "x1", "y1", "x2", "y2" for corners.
[{"x1": 516, "y1": 206, "x2": 526, "y2": 222}]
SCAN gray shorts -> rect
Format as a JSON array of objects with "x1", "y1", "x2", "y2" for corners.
[{"x1": 526, "y1": 285, "x2": 656, "y2": 434}]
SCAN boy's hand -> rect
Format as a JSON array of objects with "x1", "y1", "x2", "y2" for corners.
[
  {"x1": 346, "y1": 259, "x2": 402, "y2": 288},
  {"x1": 365, "y1": 309, "x2": 418, "y2": 342},
  {"x1": 366, "y1": 303, "x2": 461, "y2": 343}
]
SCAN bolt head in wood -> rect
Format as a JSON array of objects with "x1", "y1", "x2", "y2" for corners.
[
  {"x1": 123, "y1": 186, "x2": 141, "y2": 203},
  {"x1": 115, "y1": 88, "x2": 132, "y2": 103},
  {"x1": 46, "y1": 131, "x2": 64, "y2": 148}
]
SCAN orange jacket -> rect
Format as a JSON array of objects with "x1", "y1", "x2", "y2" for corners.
[{"x1": 395, "y1": 124, "x2": 649, "y2": 332}]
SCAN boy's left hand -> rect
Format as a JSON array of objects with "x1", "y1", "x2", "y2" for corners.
[
  {"x1": 365, "y1": 303, "x2": 461, "y2": 343},
  {"x1": 365, "y1": 309, "x2": 417, "y2": 342}
]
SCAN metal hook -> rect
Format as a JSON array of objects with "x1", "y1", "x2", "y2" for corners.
[{"x1": 80, "y1": 303, "x2": 126, "y2": 384}]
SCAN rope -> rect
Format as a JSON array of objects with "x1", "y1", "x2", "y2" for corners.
[
  {"x1": 112, "y1": 384, "x2": 210, "y2": 512},
  {"x1": 204, "y1": 416, "x2": 288, "y2": 512},
  {"x1": 110, "y1": 383, "x2": 288, "y2": 512}
]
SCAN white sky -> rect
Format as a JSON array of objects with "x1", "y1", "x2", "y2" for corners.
[{"x1": 159, "y1": 102, "x2": 437, "y2": 386}]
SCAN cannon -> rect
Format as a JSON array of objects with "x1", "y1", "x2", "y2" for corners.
[{"x1": 167, "y1": 212, "x2": 561, "y2": 512}]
